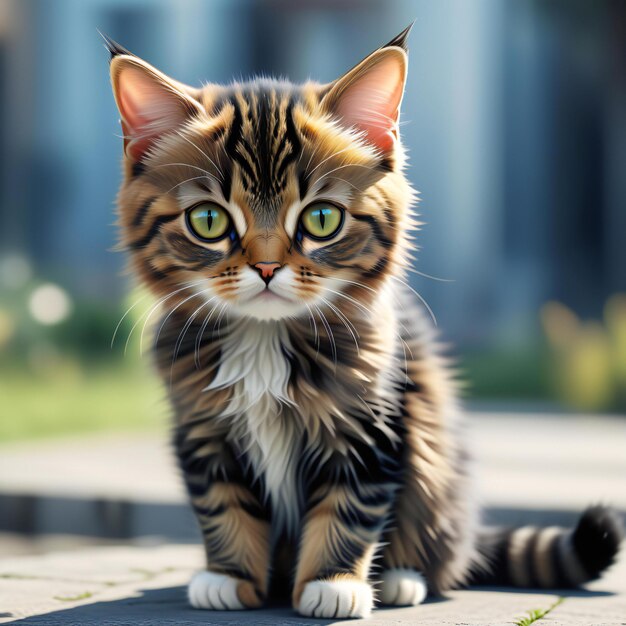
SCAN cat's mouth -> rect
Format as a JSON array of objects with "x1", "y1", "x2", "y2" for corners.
[
  {"x1": 255, "y1": 289, "x2": 292, "y2": 303},
  {"x1": 234, "y1": 286, "x2": 305, "y2": 321},
  {"x1": 237, "y1": 287, "x2": 295, "y2": 306}
]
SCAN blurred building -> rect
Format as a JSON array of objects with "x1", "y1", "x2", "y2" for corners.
[{"x1": 0, "y1": 0, "x2": 625, "y2": 350}]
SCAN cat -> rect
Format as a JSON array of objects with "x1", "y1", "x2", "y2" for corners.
[{"x1": 104, "y1": 26, "x2": 622, "y2": 619}]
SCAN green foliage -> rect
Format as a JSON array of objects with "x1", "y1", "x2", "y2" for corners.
[
  {"x1": 0, "y1": 363, "x2": 167, "y2": 442},
  {"x1": 0, "y1": 279, "x2": 168, "y2": 442},
  {"x1": 0, "y1": 280, "x2": 153, "y2": 368},
  {"x1": 514, "y1": 597, "x2": 564, "y2": 626},
  {"x1": 541, "y1": 294, "x2": 626, "y2": 411},
  {"x1": 460, "y1": 347, "x2": 550, "y2": 401}
]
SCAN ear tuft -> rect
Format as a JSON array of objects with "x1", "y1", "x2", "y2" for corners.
[
  {"x1": 98, "y1": 31, "x2": 134, "y2": 62},
  {"x1": 383, "y1": 23, "x2": 414, "y2": 52},
  {"x1": 322, "y1": 48, "x2": 408, "y2": 155}
]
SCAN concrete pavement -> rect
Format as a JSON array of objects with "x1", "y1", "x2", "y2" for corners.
[{"x1": 0, "y1": 544, "x2": 624, "y2": 625}]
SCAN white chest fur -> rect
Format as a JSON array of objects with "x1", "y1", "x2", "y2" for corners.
[{"x1": 205, "y1": 319, "x2": 300, "y2": 534}]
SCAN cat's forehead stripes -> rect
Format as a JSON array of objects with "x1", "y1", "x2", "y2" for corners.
[{"x1": 217, "y1": 83, "x2": 304, "y2": 222}]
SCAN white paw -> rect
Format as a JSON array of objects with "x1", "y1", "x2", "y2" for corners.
[
  {"x1": 298, "y1": 578, "x2": 373, "y2": 618},
  {"x1": 188, "y1": 570, "x2": 245, "y2": 610},
  {"x1": 378, "y1": 569, "x2": 427, "y2": 606}
]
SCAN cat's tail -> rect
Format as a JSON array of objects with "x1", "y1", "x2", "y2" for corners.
[{"x1": 469, "y1": 505, "x2": 623, "y2": 588}]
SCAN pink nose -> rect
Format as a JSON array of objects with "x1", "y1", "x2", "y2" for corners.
[{"x1": 254, "y1": 262, "x2": 282, "y2": 283}]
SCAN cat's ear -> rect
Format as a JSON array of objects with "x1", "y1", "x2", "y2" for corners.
[
  {"x1": 321, "y1": 32, "x2": 410, "y2": 154},
  {"x1": 109, "y1": 50, "x2": 204, "y2": 161}
]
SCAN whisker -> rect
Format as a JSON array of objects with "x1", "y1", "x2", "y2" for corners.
[
  {"x1": 323, "y1": 176, "x2": 366, "y2": 194},
  {"x1": 322, "y1": 275, "x2": 415, "y2": 339},
  {"x1": 164, "y1": 175, "x2": 218, "y2": 196},
  {"x1": 406, "y1": 266, "x2": 455, "y2": 283},
  {"x1": 390, "y1": 275, "x2": 438, "y2": 327},
  {"x1": 111, "y1": 289, "x2": 152, "y2": 349},
  {"x1": 306, "y1": 146, "x2": 355, "y2": 178},
  {"x1": 154, "y1": 287, "x2": 212, "y2": 350},
  {"x1": 301, "y1": 129, "x2": 337, "y2": 172},
  {"x1": 300, "y1": 141, "x2": 318, "y2": 169},
  {"x1": 304, "y1": 303, "x2": 321, "y2": 359},
  {"x1": 313, "y1": 303, "x2": 337, "y2": 371},
  {"x1": 152, "y1": 162, "x2": 222, "y2": 189},
  {"x1": 153, "y1": 162, "x2": 215, "y2": 175},
  {"x1": 321, "y1": 296, "x2": 360, "y2": 340},
  {"x1": 318, "y1": 295, "x2": 360, "y2": 355},
  {"x1": 318, "y1": 285, "x2": 374, "y2": 318},
  {"x1": 356, "y1": 392, "x2": 378, "y2": 421},
  {"x1": 119, "y1": 280, "x2": 205, "y2": 356},
  {"x1": 326, "y1": 276, "x2": 378, "y2": 294},
  {"x1": 170, "y1": 296, "x2": 219, "y2": 385},
  {"x1": 173, "y1": 296, "x2": 218, "y2": 362},
  {"x1": 174, "y1": 130, "x2": 225, "y2": 181},
  {"x1": 319, "y1": 283, "x2": 409, "y2": 350},
  {"x1": 314, "y1": 162, "x2": 379, "y2": 189},
  {"x1": 214, "y1": 302, "x2": 229, "y2": 339},
  {"x1": 194, "y1": 301, "x2": 223, "y2": 369},
  {"x1": 138, "y1": 280, "x2": 207, "y2": 355},
  {"x1": 317, "y1": 283, "x2": 413, "y2": 380}
]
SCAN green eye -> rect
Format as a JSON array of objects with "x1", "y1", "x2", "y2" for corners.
[
  {"x1": 186, "y1": 203, "x2": 231, "y2": 241},
  {"x1": 300, "y1": 203, "x2": 343, "y2": 239}
]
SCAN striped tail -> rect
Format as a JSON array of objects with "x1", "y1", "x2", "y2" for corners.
[{"x1": 470, "y1": 506, "x2": 623, "y2": 588}]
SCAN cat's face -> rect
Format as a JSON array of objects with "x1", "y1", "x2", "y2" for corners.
[{"x1": 109, "y1": 31, "x2": 414, "y2": 323}]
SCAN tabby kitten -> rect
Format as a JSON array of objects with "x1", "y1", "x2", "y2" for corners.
[{"x1": 106, "y1": 28, "x2": 622, "y2": 619}]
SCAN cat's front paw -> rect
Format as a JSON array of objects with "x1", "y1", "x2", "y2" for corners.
[
  {"x1": 297, "y1": 577, "x2": 373, "y2": 618},
  {"x1": 378, "y1": 568, "x2": 427, "y2": 606},
  {"x1": 188, "y1": 570, "x2": 262, "y2": 610}
]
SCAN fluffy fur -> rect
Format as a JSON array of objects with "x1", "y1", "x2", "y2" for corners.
[{"x1": 106, "y1": 26, "x2": 622, "y2": 619}]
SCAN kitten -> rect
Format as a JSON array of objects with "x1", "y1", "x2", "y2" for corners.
[{"x1": 105, "y1": 27, "x2": 622, "y2": 619}]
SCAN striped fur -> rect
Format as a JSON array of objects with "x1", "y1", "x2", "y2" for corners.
[
  {"x1": 471, "y1": 506, "x2": 623, "y2": 589},
  {"x1": 107, "y1": 27, "x2": 622, "y2": 619}
]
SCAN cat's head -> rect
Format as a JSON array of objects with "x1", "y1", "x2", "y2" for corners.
[{"x1": 108, "y1": 27, "x2": 415, "y2": 323}]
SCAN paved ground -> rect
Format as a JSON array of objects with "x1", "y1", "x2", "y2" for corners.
[
  {"x1": 0, "y1": 412, "x2": 625, "y2": 624},
  {"x1": 0, "y1": 545, "x2": 624, "y2": 625}
]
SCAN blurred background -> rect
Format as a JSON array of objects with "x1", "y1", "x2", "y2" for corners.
[{"x1": 1, "y1": 2, "x2": 626, "y2": 451}]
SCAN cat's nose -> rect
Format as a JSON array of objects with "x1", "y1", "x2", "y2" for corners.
[{"x1": 253, "y1": 262, "x2": 282, "y2": 285}]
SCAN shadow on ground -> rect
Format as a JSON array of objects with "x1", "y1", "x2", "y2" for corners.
[
  {"x1": 4, "y1": 585, "x2": 335, "y2": 626},
  {"x1": 3, "y1": 584, "x2": 616, "y2": 626}
]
